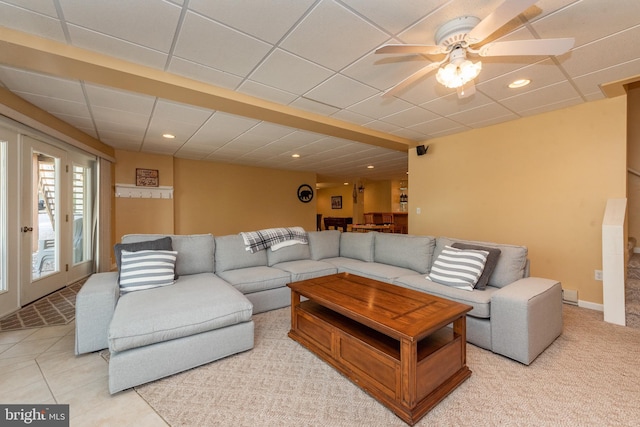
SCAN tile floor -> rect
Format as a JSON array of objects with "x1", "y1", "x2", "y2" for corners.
[{"x1": 0, "y1": 322, "x2": 168, "y2": 426}]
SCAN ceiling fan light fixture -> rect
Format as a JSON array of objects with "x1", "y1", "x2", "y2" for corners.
[{"x1": 436, "y1": 59, "x2": 482, "y2": 89}]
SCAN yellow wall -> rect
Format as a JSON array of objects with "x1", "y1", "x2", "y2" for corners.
[
  {"x1": 364, "y1": 180, "x2": 392, "y2": 213},
  {"x1": 173, "y1": 158, "x2": 316, "y2": 235},
  {"x1": 318, "y1": 185, "x2": 355, "y2": 227},
  {"x1": 114, "y1": 151, "x2": 317, "y2": 239},
  {"x1": 627, "y1": 83, "x2": 640, "y2": 243},
  {"x1": 114, "y1": 150, "x2": 175, "y2": 241},
  {"x1": 409, "y1": 97, "x2": 627, "y2": 305}
]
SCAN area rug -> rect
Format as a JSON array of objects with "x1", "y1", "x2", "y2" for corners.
[
  {"x1": 0, "y1": 278, "x2": 86, "y2": 331},
  {"x1": 134, "y1": 305, "x2": 640, "y2": 426}
]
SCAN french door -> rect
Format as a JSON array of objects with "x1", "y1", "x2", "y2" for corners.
[{"x1": 20, "y1": 135, "x2": 97, "y2": 305}]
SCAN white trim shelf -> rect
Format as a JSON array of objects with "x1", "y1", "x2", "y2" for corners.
[{"x1": 115, "y1": 183, "x2": 173, "y2": 199}]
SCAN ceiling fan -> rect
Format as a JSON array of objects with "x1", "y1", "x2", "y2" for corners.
[{"x1": 376, "y1": 0, "x2": 575, "y2": 99}]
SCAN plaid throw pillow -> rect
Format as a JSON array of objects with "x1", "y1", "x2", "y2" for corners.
[{"x1": 119, "y1": 249, "x2": 177, "y2": 294}]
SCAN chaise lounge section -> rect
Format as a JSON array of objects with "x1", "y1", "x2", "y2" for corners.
[{"x1": 75, "y1": 229, "x2": 562, "y2": 393}]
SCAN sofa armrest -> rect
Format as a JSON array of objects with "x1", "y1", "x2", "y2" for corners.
[
  {"x1": 490, "y1": 277, "x2": 563, "y2": 365},
  {"x1": 75, "y1": 272, "x2": 120, "y2": 355}
]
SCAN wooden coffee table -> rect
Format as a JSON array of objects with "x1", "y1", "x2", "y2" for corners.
[{"x1": 287, "y1": 273, "x2": 472, "y2": 425}]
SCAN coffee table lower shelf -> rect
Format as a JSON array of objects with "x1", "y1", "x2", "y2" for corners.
[{"x1": 288, "y1": 300, "x2": 471, "y2": 425}]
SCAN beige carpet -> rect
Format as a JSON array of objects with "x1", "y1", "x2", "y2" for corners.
[
  {"x1": 0, "y1": 279, "x2": 85, "y2": 331},
  {"x1": 135, "y1": 304, "x2": 640, "y2": 426}
]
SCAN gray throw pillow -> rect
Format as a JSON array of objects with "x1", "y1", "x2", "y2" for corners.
[
  {"x1": 452, "y1": 242, "x2": 501, "y2": 290},
  {"x1": 114, "y1": 236, "x2": 173, "y2": 272}
]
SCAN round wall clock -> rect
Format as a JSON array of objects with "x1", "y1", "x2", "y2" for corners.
[{"x1": 297, "y1": 184, "x2": 314, "y2": 203}]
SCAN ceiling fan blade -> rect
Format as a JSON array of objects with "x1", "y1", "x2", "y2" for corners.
[
  {"x1": 375, "y1": 44, "x2": 447, "y2": 55},
  {"x1": 382, "y1": 61, "x2": 442, "y2": 98},
  {"x1": 466, "y1": 0, "x2": 538, "y2": 44},
  {"x1": 457, "y1": 81, "x2": 476, "y2": 99},
  {"x1": 478, "y1": 38, "x2": 575, "y2": 57}
]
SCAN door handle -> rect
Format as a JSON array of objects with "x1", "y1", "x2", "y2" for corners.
[{"x1": 22, "y1": 226, "x2": 33, "y2": 233}]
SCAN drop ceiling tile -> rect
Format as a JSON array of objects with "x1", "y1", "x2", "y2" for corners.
[
  {"x1": 188, "y1": 112, "x2": 259, "y2": 146},
  {"x1": 348, "y1": 94, "x2": 413, "y2": 119},
  {"x1": 66, "y1": 25, "x2": 169, "y2": 69},
  {"x1": 280, "y1": 0, "x2": 389, "y2": 71},
  {"x1": 237, "y1": 80, "x2": 298, "y2": 105},
  {"x1": 342, "y1": 0, "x2": 448, "y2": 35},
  {"x1": 477, "y1": 58, "x2": 568, "y2": 101},
  {"x1": 189, "y1": 0, "x2": 315, "y2": 44},
  {"x1": 289, "y1": 98, "x2": 340, "y2": 116},
  {"x1": 145, "y1": 100, "x2": 213, "y2": 144},
  {"x1": 381, "y1": 106, "x2": 439, "y2": 127},
  {"x1": 167, "y1": 57, "x2": 243, "y2": 90},
  {"x1": 249, "y1": 49, "x2": 333, "y2": 94},
  {"x1": 448, "y1": 102, "x2": 516, "y2": 127},
  {"x1": 559, "y1": 25, "x2": 640, "y2": 79},
  {"x1": 365, "y1": 120, "x2": 402, "y2": 133},
  {"x1": 420, "y1": 90, "x2": 492, "y2": 117},
  {"x1": 15, "y1": 93, "x2": 90, "y2": 118},
  {"x1": 409, "y1": 117, "x2": 468, "y2": 136},
  {"x1": 0, "y1": 67, "x2": 85, "y2": 102},
  {"x1": 174, "y1": 11, "x2": 272, "y2": 77},
  {"x1": 330, "y1": 109, "x2": 373, "y2": 126},
  {"x1": 342, "y1": 47, "x2": 433, "y2": 92},
  {"x1": 531, "y1": 0, "x2": 640, "y2": 48},
  {"x1": 304, "y1": 74, "x2": 378, "y2": 109},
  {"x1": 500, "y1": 81, "x2": 582, "y2": 114},
  {"x1": 90, "y1": 106, "x2": 150, "y2": 132},
  {"x1": 518, "y1": 96, "x2": 583, "y2": 117},
  {"x1": 573, "y1": 58, "x2": 640, "y2": 97},
  {"x1": 84, "y1": 84, "x2": 155, "y2": 114},
  {"x1": 0, "y1": 2, "x2": 66, "y2": 42},
  {"x1": 94, "y1": 118, "x2": 147, "y2": 138},
  {"x1": 60, "y1": 0, "x2": 182, "y2": 52}
]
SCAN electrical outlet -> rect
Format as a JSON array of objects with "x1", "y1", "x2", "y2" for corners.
[
  {"x1": 416, "y1": 207, "x2": 421, "y2": 214},
  {"x1": 595, "y1": 270, "x2": 603, "y2": 281}
]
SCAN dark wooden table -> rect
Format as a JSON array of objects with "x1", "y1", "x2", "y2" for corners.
[{"x1": 288, "y1": 273, "x2": 472, "y2": 425}]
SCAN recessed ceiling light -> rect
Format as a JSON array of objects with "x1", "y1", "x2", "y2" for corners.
[
  {"x1": 509, "y1": 79, "x2": 531, "y2": 89},
  {"x1": 162, "y1": 133, "x2": 175, "y2": 139},
  {"x1": 367, "y1": 165, "x2": 374, "y2": 169},
  {"x1": 291, "y1": 154, "x2": 300, "y2": 158},
  {"x1": 343, "y1": 182, "x2": 349, "y2": 185}
]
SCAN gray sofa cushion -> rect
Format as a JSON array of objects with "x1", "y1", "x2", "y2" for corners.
[
  {"x1": 121, "y1": 234, "x2": 215, "y2": 276},
  {"x1": 267, "y1": 243, "x2": 311, "y2": 266},
  {"x1": 340, "y1": 262, "x2": 421, "y2": 284},
  {"x1": 108, "y1": 273, "x2": 252, "y2": 352},
  {"x1": 272, "y1": 259, "x2": 337, "y2": 282},
  {"x1": 308, "y1": 230, "x2": 341, "y2": 260},
  {"x1": 340, "y1": 232, "x2": 375, "y2": 261},
  {"x1": 393, "y1": 274, "x2": 498, "y2": 318},
  {"x1": 216, "y1": 266, "x2": 291, "y2": 294},
  {"x1": 215, "y1": 234, "x2": 268, "y2": 273},
  {"x1": 374, "y1": 233, "x2": 435, "y2": 274},
  {"x1": 435, "y1": 237, "x2": 528, "y2": 288}
]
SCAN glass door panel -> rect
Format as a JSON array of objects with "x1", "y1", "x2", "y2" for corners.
[{"x1": 21, "y1": 136, "x2": 67, "y2": 305}]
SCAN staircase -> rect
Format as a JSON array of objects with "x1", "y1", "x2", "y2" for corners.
[
  {"x1": 39, "y1": 161, "x2": 56, "y2": 230},
  {"x1": 626, "y1": 246, "x2": 640, "y2": 328}
]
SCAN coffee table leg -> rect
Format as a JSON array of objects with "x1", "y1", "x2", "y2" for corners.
[
  {"x1": 400, "y1": 337, "x2": 418, "y2": 409},
  {"x1": 453, "y1": 315, "x2": 467, "y2": 366},
  {"x1": 290, "y1": 289, "x2": 300, "y2": 331}
]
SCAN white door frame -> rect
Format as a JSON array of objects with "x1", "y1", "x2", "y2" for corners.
[{"x1": 0, "y1": 128, "x2": 19, "y2": 317}]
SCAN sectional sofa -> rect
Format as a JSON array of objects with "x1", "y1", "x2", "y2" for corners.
[{"x1": 75, "y1": 230, "x2": 562, "y2": 393}]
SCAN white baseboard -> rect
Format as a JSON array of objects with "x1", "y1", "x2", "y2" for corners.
[{"x1": 578, "y1": 300, "x2": 603, "y2": 311}]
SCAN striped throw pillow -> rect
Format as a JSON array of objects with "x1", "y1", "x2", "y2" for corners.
[
  {"x1": 119, "y1": 249, "x2": 178, "y2": 294},
  {"x1": 428, "y1": 246, "x2": 489, "y2": 291}
]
